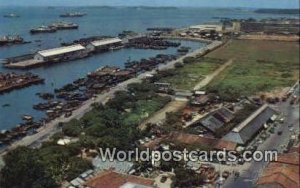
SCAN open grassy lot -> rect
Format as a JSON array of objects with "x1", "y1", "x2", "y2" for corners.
[
  {"x1": 156, "y1": 57, "x2": 225, "y2": 90},
  {"x1": 206, "y1": 40, "x2": 299, "y2": 100}
]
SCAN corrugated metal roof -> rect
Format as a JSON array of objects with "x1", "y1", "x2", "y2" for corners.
[
  {"x1": 38, "y1": 44, "x2": 85, "y2": 57},
  {"x1": 223, "y1": 105, "x2": 276, "y2": 144},
  {"x1": 91, "y1": 38, "x2": 122, "y2": 47},
  {"x1": 233, "y1": 104, "x2": 269, "y2": 132},
  {"x1": 200, "y1": 107, "x2": 234, "y2": 133}
]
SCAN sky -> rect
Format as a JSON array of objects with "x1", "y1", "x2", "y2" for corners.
[{"x1": 0, "y1": 0, "x2": 299, "y2": 8}]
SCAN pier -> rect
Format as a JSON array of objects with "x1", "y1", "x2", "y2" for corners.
[
  {"x1": 3, "y1": 37, "x2": 124, "y2": 69},
  {"x1": 3, "y1": 36, "x2": 183, "y2": 69}
]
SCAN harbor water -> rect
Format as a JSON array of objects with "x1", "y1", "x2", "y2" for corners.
[{"x1": 0, "y1": 6, "x2": 296, "y2": 130}]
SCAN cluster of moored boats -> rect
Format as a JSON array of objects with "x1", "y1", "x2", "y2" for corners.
[
  {"x1": 125, "y1": 54, "x2": 177, "y2": 71},
  {"x1": 0, "y1": 72, "x2": 44, "y2": 94},
  {"x1": 31, "y1": 53, "x2": 178, "y2": 124},
  {"x1": 126, "y1": 37, "x2": 180, "y2": 49},
  {"x1": 0, "y1": 26, "x2": 191, "y2": 147},
  {"x1": 0, "y1": 119, "x2": 43, "y2": 146}
]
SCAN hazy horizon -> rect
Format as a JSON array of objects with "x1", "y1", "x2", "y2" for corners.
[{"x1": 0, "y1": 0, "x2": 299, "y2": 9}]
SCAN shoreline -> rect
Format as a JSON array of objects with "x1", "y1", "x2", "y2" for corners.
[{"x1": 0, "y1": 39, "x2": 223, "y2": 158}]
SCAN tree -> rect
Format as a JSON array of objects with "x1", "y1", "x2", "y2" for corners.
[
  {"x1": 174, "y1": 167, "x2": 206, "y2": 187},
  {"x1": 65, "y1": 157, "x2": 92, "y2": 181},
  {"x1": 0, "y1": 147, "x2": 58, "y2": 188},
  {"x1": 62, "y1": 119, "x2": 82, "y2": 137}
]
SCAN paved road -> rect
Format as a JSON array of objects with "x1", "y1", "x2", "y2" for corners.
[{"x1": 222, "y1": 83, "x2": 300, "y2": 188}]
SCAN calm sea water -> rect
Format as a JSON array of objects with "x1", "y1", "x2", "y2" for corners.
[{"x1": 0, "y1": 6, "x2": 295, "y2": 130}]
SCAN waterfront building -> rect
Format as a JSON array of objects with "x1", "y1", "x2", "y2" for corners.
[{"x1": 34, "y1": 44, "x2": 87, "y2": 62}]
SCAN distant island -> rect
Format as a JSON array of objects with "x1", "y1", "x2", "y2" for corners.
[{"x1": 255, "y1": 8, "x2": 299, "y2": 14}]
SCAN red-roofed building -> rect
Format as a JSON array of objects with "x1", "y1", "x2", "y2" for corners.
[
  {"x1": 255, "y1": 152, "x2": 299, "y2": 188},
  {"x1": 85, "y1": 170, "x2": 154, "y2": 188}
]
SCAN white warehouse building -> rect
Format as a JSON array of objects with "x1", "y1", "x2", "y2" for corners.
[
  {"x1": 34, "y1": 44, "x2": 87, "y2": 62},
  {"x1": 87, "y1": 37, "x2": 123, "y2": 52}
]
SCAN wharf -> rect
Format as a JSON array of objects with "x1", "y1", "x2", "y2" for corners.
[{"x1": 4, "y1": 59, "x2": 44, "y2": 69}]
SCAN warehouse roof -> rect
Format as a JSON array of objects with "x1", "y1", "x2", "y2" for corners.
[
  {"x1": 200, "y1": 107, "x2": 234, "y2": 133},
  {"x1": 37, "y1": 44, "x2": 85, "y2": 57},
  {"x1": 223, "y1": 104, "x2": 276, "y2": 145},
  {"x1": 91, "y1": 37, "x2": 122, "y2": 47}
]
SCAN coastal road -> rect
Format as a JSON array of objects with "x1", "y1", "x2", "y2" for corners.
[{"x1": 0, "y1": 41, "x2": 224, "y2": 161}]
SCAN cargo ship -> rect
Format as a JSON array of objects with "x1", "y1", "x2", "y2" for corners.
[
  {"x1": 0, "y1": 35, "x2": 24, "y2": 46},
  {"x1": 30, "y1": 26, "x2": 57, "y2": 34},
  {"x1": 60, "y1": 12, "x2": 86, "y2": 17},
  {"x1": 49, "y1": 21, "x2": 79, "y2": 30},
  {"x1": 3, "y1": 13, "x2": 20, "y2": 18}
]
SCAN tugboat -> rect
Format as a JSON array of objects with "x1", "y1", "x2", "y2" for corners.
[
  {"x1": 49, "y1": 21, "x2": 79, "y2": 30},
  {"x1": 30, "y1": 26, "x2": 57, "y2": 34},
  {"x1": 3, "y1": 13, "x2": 20, "y2": 18},
  {"x1": 0, "y1": 35, "x2": 24, "y2": 45},
  {"x1": 60, "y1": 12, "x2": 86, "y2": 17}
]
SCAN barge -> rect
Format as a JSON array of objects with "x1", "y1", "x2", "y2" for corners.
[{"x1": 0, "y1": 72, "x2": 44, "y2": 94}]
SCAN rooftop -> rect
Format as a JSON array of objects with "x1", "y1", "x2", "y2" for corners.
[
  {"x1": 168, "y1": 131, "x2": 237, "y2": 150},
  {"x1": 91, "y1": 37, "x2": 122, "y2": 47},
  {"x1": 223, "y1": 104, "x2": 276, "y2": 144},
  {"x1": 256, "y1": 152, "x2": 299, "y2": 188},
  {"x1": 38, "y1": 44, "x2": 85, "y2": 57},
  {"x1": 92, "y1": 157, "x2": 134, "y2": 174},
  {"x1": 200, "y1": 107, "x2": 234, "y2": 133},
  {"x1": 85, "y1": 170, "x2": 154, "y2": 188}
]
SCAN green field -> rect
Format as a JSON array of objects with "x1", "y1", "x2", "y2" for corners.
[
  {"x1": 206, "y1": 40, "x2": 299, "y2": 100},
  {"x1": 156, "y1": 57, "x2": 225, "y2": 90}
]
